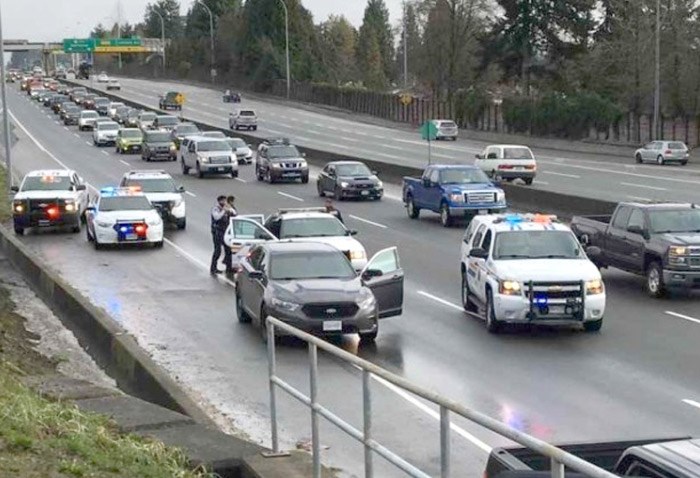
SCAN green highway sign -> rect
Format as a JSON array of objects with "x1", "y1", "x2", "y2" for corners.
[
  {"x1": 96, "y1": 38, "x2": 142, "y2": 47},
  {"x1": 420, "y1": 121, "x2": 438, "y2": 141},
  {"x1": 63, "y1": 38, "x2": 96, "y2": 53}
]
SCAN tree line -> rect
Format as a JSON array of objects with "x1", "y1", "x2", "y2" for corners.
[{"x1": 86, "y1": 0, "x2": 700, "y2": 139}]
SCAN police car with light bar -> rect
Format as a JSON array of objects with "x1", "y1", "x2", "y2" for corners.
[
  {"x1": 460, "y1": 213, "x2": 605, "y2": 333},
  {"x1": 119, "y1": 170, "x2": 187, "y2": 230},
  {"x1": 85, "y1": 187, "x2": 164, "y2": 249},
  {"x1": 11, "y1": 170, "x2": 89, "y2": 235}
]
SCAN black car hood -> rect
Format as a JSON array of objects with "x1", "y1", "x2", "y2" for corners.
[
  {"x1": 338, "y1": 175, "x2": 379, "y2": 184},
  {"x1": 271, "y1": 277, "x2": 362, "y2": 303},
  {"x1": 658, "y1": 232, "x2": 700, "y2": 246}
]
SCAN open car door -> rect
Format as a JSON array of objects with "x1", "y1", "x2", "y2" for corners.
[
  {"x1": 361, "y1": 247, "x2": 404, "y2": 318},
  {"x1": 224, "y1": 217, "x2": 278, "y2": 258}
]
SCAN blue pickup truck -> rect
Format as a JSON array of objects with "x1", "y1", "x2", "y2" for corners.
[{"x1": 402, "y1": 165, "x2": 507, "y2": 227}]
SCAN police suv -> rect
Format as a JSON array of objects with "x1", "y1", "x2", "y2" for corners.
[
  {"x1": 11, "y1": 170, "x2": 89, "y2": 235},
  {"x1": 118, "y1": 170, "x2": 187, "y2": 230},
  {"x1": 85, "y1": 187, "x2": 164, "y2": 249},
  {"x1": 460, "y1": 214, "x2": 605, "y2": 333}
]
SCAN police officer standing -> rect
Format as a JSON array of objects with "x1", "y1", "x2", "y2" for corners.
[{"x1": 210, "y1": 195, "x2": 235, "y2": 275}]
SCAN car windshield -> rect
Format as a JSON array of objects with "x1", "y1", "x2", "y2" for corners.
[
  {"x1": 197, "y1": 140, "x2": 231, "y2": 152},
  {"x1": 110, "y1": 103, "x2": 124, "y2": 109},
  {"x1": 65, "y1": 107, "x2": 80, "y2": 113},
  {"x1": 440, "y1": 168, "x2": 490, "y2": 184},
  {"x1": 668, "y1": 142, "x2": 687, "y2": 150},
  {"x1": 270, "y1": 251, "x2": 356, "y2": 280},
  {"x1": 128, "y1": 110, "x2": 140, "y2": 118},
  {"x1": 503, "y1": 147, "x2": 534, "y2": 160},
  {"x1": 146, "y1": 132, "x2": 171, "y2": 143},
  {"x1": 439, "y1": 121, "x2": 457, "y2": 128},
  {"x1": 98, "y1": 123, "x2": 119, "y2": 131},
  {"x1": 279, "y1": 217, "x2": 347, "y2": 238},
  {"x1": 140, "y1": 113, "x2": 156, "y2": 121},
  {"x1": 176, "y1": 125, "x2": 199, "y2": 135},
  {"x1": 81, "y1": 112, "x2": 98, "y2": 118},
  {"x1": 157, "y1": 116, "x2": 178, "y2": 126},
  {"x1": 21, "y1": 176, "x2": 72, "y2": 191},
  {"x1": 268, "y1": 145, "x2": 300, "y2": 159},
  {"x1": 124, "y1": 178, "x2": 176, "y2": 193},
  {"x1": 239, "y1": 110, "x2": 256, "y2": 116},
  {"x1": 99, "y1": 196, "x2": 152, "y2": 212},
  {"x1": 121, "y1": 130, "x2": 142, "y2": 139},
  {"x1": 649, "y1": 209, "x2": 700, "y2": 233},
  {"x1": 493, "y1": 231, "x2": 582, "y2": 260},
  {"x1": 227, "y1": 138, "x2": 247, "y2": 149},
  {"x1": 336, "y1": 163, "x2": 372, "y2": 177}
]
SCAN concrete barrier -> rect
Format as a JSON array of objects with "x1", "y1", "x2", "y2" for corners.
[{"x1": 65, "y1": 79, "x2": 619, "y2": 219}]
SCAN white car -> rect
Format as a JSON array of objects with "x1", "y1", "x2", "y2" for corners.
[
  {"x1": 106, "y1": 79, "x2": 121, "y2": 91},
  {"x1": 119, "y1": 170, "x2": 187, "y2": 230},
  {"x1": 137, "y1": 111, "x2": 157, "y2": 131},
  {"x1": 431, "y1": 119, "x2": 459, "y2": 141},
  {"x1": 78, "y1": 110, "x2": 100, "y2": 131},
  {"x1": 108, "y1": 102, "x2": 125, "y2": 118},
  {"x1": 225, "y1": 137, "x2": 253, "y2": 164},
  {"x1": 93, "y1": 121, "x2": 120, "y2": 146},
  {"x1": 475, "y1": 144, "x2": 537, "y2": 185},
  {"x1": 634, "y1": 140, "x2": 689, "y2": 165},
  {"x1": 10, "y1": 169, "x2": 89, "y2": 235},
  {"x1": 85, "y1": 187, "x2": 163, "y2": 249},
  {"x1": 180, "y1": 136, "x2": 239, "y2": 178},
  {"x1": 460, "y1": 213, "x2": 605, "y2": 333},
  {"x1": 97, "y1": 72, "x2": 109, "y2": 83}
]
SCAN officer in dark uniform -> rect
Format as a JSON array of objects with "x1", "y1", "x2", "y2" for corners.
[
  {"x1": 210, "y1": 195, "x2": 234, "y2": 275},
  {"x1": 325, "y1": 198, "x2": 343, "y2": 224}
]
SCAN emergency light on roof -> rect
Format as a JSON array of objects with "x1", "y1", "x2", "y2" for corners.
[
  {"x1": 278, "y1": 207, "x2": 327, "y2": 215},
  {"x1": 493, "y1": 213, "x2": 558, "y2": 225},
  {"x1": 100, "y1": 186, "x2": 142, "y2": 196}
]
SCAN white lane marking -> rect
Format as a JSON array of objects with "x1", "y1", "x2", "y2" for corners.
[
  {"x1": 349, "y1": 215, "x2": 388, "y2": 229},
  {"x1": 537, "y1": 159, "x2": 700, "y2": 186},
  {"x1": 277, "y1": 191, "x2": 304, "y2": 202},
  {"x1": 542, "y1": 171, "x2": 581, "y2": 179},
  {"x1": 185, "y1": 191, "x2": 197, "y2": 197},
  {"x1": 369, "y1": 372, "x2": 492, "y2": 454},
  {"x1": 235, "y1": 177, "x2": 247, "y2": 183},
  {"x1": 163, "y1": 238, "x2": 236, "y2": 287},
  {"x1": 74, "y1": 133, "x2": 80, "y2": 138},
  {"x1": 101, "y1": 150, "x2": 110, "y2": 156},
  {"x1": 119, "y1": 159, "x2": 129, "y2": 166},
  {"x1": 627, "y1": 195, "x2": 651, "y2": 201},
  {"x1": 682, "y1": 399, "x2": 700, "y2": 410},
  {"x1": 665, "y1": 311, "x2": 700, "y2": 325},
  {"x1": 533, "y1": 180, "x2": 549, "y2": 185},
  {"x1": 63, "y1": 126, "x2": 69, "y2": 131},
  {"x1": 417, "y1": 290, "x2": 463, "y2": 312},
  {"x1": 8, "y1": 110, "x2": 72, "y2": 170},
  {"x1": 85, "y1": 141, "x2": 92, "y2": 146},
  {"x1": 620, "y1": 182, "x2": 667, "y2": 191}
]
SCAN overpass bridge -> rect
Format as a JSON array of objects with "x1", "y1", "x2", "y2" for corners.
[{"x1": 2, "y1": 39, "x2": 163, "y2": 54}]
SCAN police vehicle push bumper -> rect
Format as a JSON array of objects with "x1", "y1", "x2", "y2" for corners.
[{"x1": 12, "y1": 200, "x2": 81, "y2": 232}]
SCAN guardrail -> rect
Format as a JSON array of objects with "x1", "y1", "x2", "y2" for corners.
[{"x1": 265, "y1": 316, "x2": 618, "y2": 478}]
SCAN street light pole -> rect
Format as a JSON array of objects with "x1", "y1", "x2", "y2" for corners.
[
  {"x1": 195, "y1": 1, "x2": 215, "y2": 83},
  {"x1": 0, "y1": 1, "x2": 13, "y2": 193},
  {"x1": 153, "y1": 10, "x2": 166, "y2": 71},
  {"x1": 277, "y1": 0, "x2": 290, "y2": 99},
  {"x1": 653, "y1": 0, "x2": 661, "y2": 140},
  {"x1": 403, "y1": 1, "x2": 408, "y2": 88}
]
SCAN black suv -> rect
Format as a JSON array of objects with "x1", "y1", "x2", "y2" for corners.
[{"x1": 255, "y1": 138, "x2": 309, "y2": 184}]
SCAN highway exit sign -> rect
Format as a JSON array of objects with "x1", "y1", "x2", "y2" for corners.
[
  {"x1": 62, "y1": 37, "x2": 142, "y2": 53},
  {"x1": 63, "y1": 38, "x2": 96, "y2": 53}
]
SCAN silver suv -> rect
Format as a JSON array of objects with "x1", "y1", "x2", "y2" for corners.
[
  {"x1": 181, "y1": 136, "x2": 239, "y2": 178},
  {"x1": 635, "y1": 141, "x2": 689, "y2": 165},
  {"x1": 229, "y1": 109, "x2": 258, "y2": 131}
]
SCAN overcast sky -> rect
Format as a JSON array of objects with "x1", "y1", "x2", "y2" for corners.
[{"x1": 2, "y1": 0, "x2": 404, "y2": 43}]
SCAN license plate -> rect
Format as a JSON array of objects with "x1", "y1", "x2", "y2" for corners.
[
  {"x1": 478, "y1": 209, "x2": 488, "y2": 215},
  {"x1": 361, "y1": 190, "x2": 370, "y2": 196},
  {"x1": 38, "y1": 219, "x2": 50, "y2": 226},
  {"x1": 514, "y1": 166, "x2": 524, "y2": 170},
  {"x1": 323, "y1": 320, "x2": 342, "y2": 332},
  {"x1": 216, "y1": 168, "x2": 225, "y2": 172},
  {"x1": 124, "y1": 233, "x2": 137, "y2": 241},
  {"x1": 547, "y1": 306, "x2": 565, "y2": 315},
  {"x1": 283, "y1": 173, "x2": 299, "y2": 177}
]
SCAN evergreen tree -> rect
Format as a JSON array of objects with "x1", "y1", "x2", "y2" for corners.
[
  {"x1": 357, "y1": 0, "x2": 394, "y2": 87},
  {"x1": 144, "y1": 0, "x2": 184, "y2": 39}
]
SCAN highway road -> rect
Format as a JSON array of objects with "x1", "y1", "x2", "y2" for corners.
[
  {"x1": 6, "y1": 85, "x2": 700, "y2": 477},
  {"x1": 79, "y1": 76, "x2": 700, "y2": 205}
]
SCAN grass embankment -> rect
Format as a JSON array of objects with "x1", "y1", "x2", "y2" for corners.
[
  {"x1": 0, "y1": 278, "x2": 212, "y2": 477},
  {"x1": 0, "y1": 166, "x2": 10, "y2": 222}
]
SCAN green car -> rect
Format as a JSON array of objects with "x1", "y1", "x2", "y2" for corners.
[{"x1": 116, "y1": 128, "x2": 144, "y2": 154}]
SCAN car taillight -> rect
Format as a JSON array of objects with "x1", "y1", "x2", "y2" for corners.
[
  {"x1": 665, "y1": 150, "x2": 672, "y2": 155},
  {"x1": 134, "y1": 224, "x2": 147, "y2": 236},
  {"x1": 524, "y1": 165, "x2": 536, "y2": 170}
]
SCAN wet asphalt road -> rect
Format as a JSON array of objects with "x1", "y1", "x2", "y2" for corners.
[
  {"x1": 79, "y1": 76, "x2": 700, "y2": 205},
  {"x1": 7, "y1": 86, "x2": 700, "y2": 477}
]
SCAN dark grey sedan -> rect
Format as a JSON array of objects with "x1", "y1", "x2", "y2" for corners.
[
  {"x1": 317, "y1": 161, "x2": 383, "y2": 200},
  {"x1": 235, "y1": 241, "x2": 404, "y2": 342}
]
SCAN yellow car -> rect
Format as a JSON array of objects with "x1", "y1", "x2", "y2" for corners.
[{"x1": 116, "y1": 128, "x2": 144, "y2": 154}]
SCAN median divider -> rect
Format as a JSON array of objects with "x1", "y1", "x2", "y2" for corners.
[
  {"x1": 65, "y1": 79, "x2": 618, "y2": 219},
  {"x1": 0, "y1": 222, "x2": 330, "y2": 477}
]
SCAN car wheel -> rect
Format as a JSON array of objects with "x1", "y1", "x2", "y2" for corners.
[
  {"x1": 440, "y1": 203, "x2": 453, "y2": 227},
  {"x1": 94, "y1": 237, "x2": 103, "y2": 250},
  {"x1": 266, "y1": 170, "x2": 275, "y2": 184},
  {"x1": 656, "y1": 155, "x2": 665, "y2": 165},
  {"x1": 259, "y1": 305, "x2": 271, "y2": 343},
  {"x1": 236, "y1": 292, "x2": 251, "y2": 323},
  {"x1": 359, "y1": 319, "x2": 378, "y2": 342},
  {"x1": 154, "y1": 241, "x2": 164, "y2": 249},
  {"x1": 176, "y1": 218, "x2": 186, "y2": 230},
  {"x1": 197, "y1": 163, "x2": 204, "y2": 179},
  {"x1": 584, "y1": 319, "x2": 603, "y2": 332},
  {"x1": 461, "y1": 269, "x2": 477, "y2": 313},
  {"x1": 406, "y1": 195, "x2": 420, "y2": 219},
  {"x1": 681, "y1": 160, "x2": 688, "y2": 166},
  {"x1": 256, "y1": 167, "x2": 264, "y2": 181},
  {"x1": 485, "y1": 289, "x2": 501, "y2": 334},
  {"x1": 301, "y1": 175, "x2": 309, "y2": 184},
  {"x1": 635, "y1": 153, "x2": 643, "y2": 164},
  {"x1": 317, "y1": 182, "x2": 325, "y2": 197},
  {"x1": 523, "y1": 178, "x2": 533, "y2": 185},
  {"x1": 181, "y1": 160, "x2": 190, "y2": 175},
  {"x1": 13, "y1": 226, "x2": 24, "y2": 236},
  {"x1": 231, "y1": 171, "x2": 239, "y2": 179},
  {"x1": 72, "y1": 223, "x2": 81, "y2": 233},
  {"x1": 646, "y1": 261, "x2": 666, "y2": 298}
]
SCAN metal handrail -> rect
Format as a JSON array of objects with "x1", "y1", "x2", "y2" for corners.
[{"x1": 265, "y1": 316, "x2": 617, "y2": 478}]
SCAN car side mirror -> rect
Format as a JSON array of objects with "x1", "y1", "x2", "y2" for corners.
[
  {"x1": 347, "y1": 230, "x2": 358, "y2": 236},
  {"x1": 249, "y1": 270, "x2": 264, "y2": 280},
  {"x1": 627, "y1": 225, "x2": 645, "y2": 236},
  {"x1": 469, "y1": 248, "x2": 489, "y2": 259},
  {"x1": 247, "y1": 144, "x2": 253, "y2": 148},
  {"x1": 76, "y1": 184, "x2": 87, "y2": 191},
  {"x1": 475, "y1": 154, "x2": 483, "y2": 159},
  {"x1": 422, "y1": 178, "x2": 432, "y2": 188},
  {"x1": 585, "y1": 246, "x2": 602, "y2": 260},
  {"x1": 371, "y1": 170, "x2": 378, "y2": 175},
  {"x1": 10, "y1": 185, "x2": 19, "y2": 193},
  {"x1": 86, "y1": 206, "x2": 96, "y2": 212},
  {"x1": 302, "y1": 152, "x2": 307, "y2": 158},
  {"x1": 362, "y1": 269, "x2": 383, "y2": 281},
  {"x1": 178, "y1": 186, "x2": 185, "y2": 193}
]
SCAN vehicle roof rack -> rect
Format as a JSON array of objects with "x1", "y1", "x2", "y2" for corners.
[
  {"x1": 278, "y1": 207, "x2": 326, "y2": 215},
  {"x1": 263, "y1": 137, "x2": 290, "y2": 145}
]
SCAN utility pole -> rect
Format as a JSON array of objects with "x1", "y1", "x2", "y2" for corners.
[
  {"x1": 277, "y1": 0, "x2": 290, "y2": 99},
  {"x1": 403, "y1": 1, "x2": 408, "y2": 88},
  {"x1": 653, "y1": 0, "x2": 661, "y2": 140},
  {"x1": 195, "y1": 1, "x2": 215, "y2": 83},
  {"x1": 117, "y1": 0, "x2": 123, "y2": 70},
  {"x1": 0, "y1": 1, "x2": 13, "y2": 193},
  {"x1": 154, "y1": 9, "x2": 166, "y2": 71}
]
